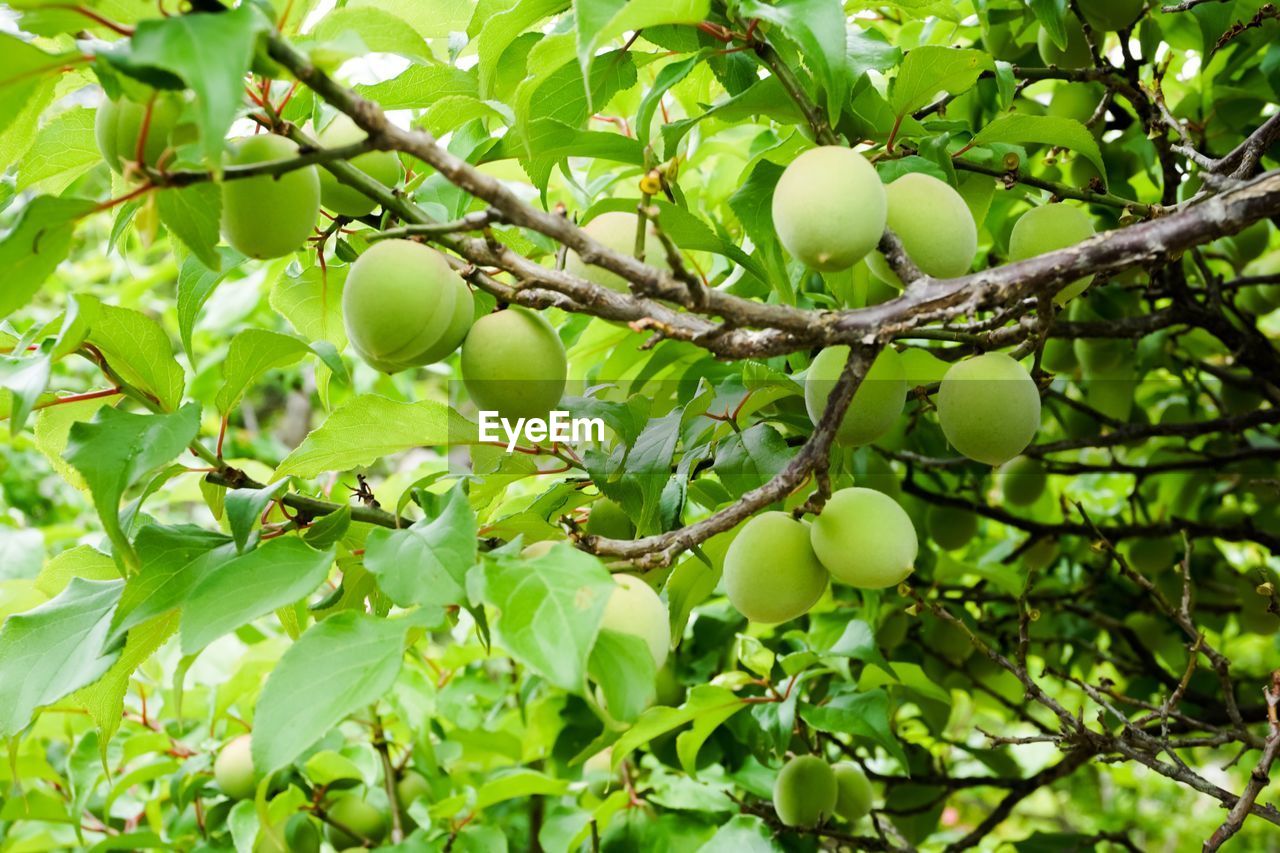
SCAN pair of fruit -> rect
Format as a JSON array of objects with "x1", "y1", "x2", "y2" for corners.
[{"x1": 773, "y1": 754, "x2": 874, "y2": 828}]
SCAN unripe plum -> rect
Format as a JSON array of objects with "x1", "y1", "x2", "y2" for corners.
[
  {"x1": 600, "y1": 574, "x2": 669, "y2": 669},
  {"x1": 324, "y1": 796, "x2": 387, "y2": 849},
  {"x1": 396, "y1": 770, "x2": 430, "y2": 809},
  {"x1": 584, "y1": 498, "x2": 635, "y2": 540},
  {"x1": 565, "y1": 211, "x2": 670, "y2": 292},
  {"x1": 937, "y1": 353, "x2": 1041, "y2": 466},
  {"x1": 461, "y1": 307, "x2": 567, "y2": 421},
  {"x1": 315, "y1": 114, "x2": 402, "y2": 217},
  {"x1": 343, "y1": 239, "x2": 474, "y2": 373},
  {"x1": 1078, "y1": 0, "x2": 1143, "y2": 30},
  {"x1": 804, "y1": 346, "x2": 907, "y2": 446},
  {"x1": 221, "y1": 135, "x2": 321, "y2": 259},
  {"x1": 773, "y1": 755, "x2": 837, "y2": 828},
  {"x1": 96, "y1": 95, "x2": 186, "y2": 174},
  {"x1": 867, "y1": 173, "x2": 976, "y2": 286},
  {"x1": 1008, "y1": 204, "x2": 1096, "y2": 304},
  {"x1": 723, "y1": 511, "x2": 828, "y2": 624},
  {"x1": 999, "y1": 456, "x2": 1047, "y2": 506},
  {"x1": 926, "y1": 504, "x2": 978, "y2": 551},
  {"x1": 810, "y1": 487, "x2": 918, "y2": 589},
  {"x1": 214, "y1": 734, "x2": 257, "y2": 800},
  {"x1": 772, "y1": 146, "x2": 887, "y2": 271},
  {"x1": 832, "y1": 762, "x2": 874, "y2": 822},
  {"x1": 1037, "y1": 19, "x2": 1091, "y2": 68},
  {"x1": 256, "y1": 815, "x2": 320, "y2": 853}
]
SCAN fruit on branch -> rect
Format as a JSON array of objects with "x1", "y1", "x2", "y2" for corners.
[
  {"x1": 214, "y1": 734, "x2": 257, "y2": 800},
  {"x1": 584, "y1": 498, "x2": 635, "y2": 540},
  {"x1": 803, "y1": 346, "x2": 907, "y2": 446},
  {"x1": 461, "y1": 307, "x2": 567, "y2": 421},
  {"x1": 324, "y1": 796, "x2": 388, "y2": 848},
  {"x1": 1078, "y1": 0, "x2": 1143, "y2": 31},
  {"x1": 583, "y1": 748, "x2": 615, "y2": 797},
  {"x1": 1008, "y1": 203, "x2": 1096, "y2": 304},
  {"x1": 315, "y1": 114, "x2": 402, "y2": 217},
  {"x1": 95, "y1": 94, "x2": 187, "y2": 174},
  {"x1": 937, "y1": 353, "x2": 1042, "y2": 466},
  {"x1": 221, "y1": 135, "x2": 321, "y2": 259},
  {"x1": 396, "y1": 770, "x2": 430, "y2": 809},
  {"x1": 1121, "y1": 537, "x2": 1177, "y2": 574},
  {"x1": 811, "y1": 487, "x2": 918, "y2": 588},
  {"x1": 723, "y1": 511, "x2": 829, "y2": 623},
  {"x1": 772, "y1": 146, "x2": 887, "y2": 271},
  {"x1": 342, "y1": 239, "x2": 474, "y2": 373},
  {"x1": 773, "y1": 754, "x2": 838, "y2": 828},
  {"x1": 1037, "y1": 18, "x2": 1092, "y2": 68},
  {"x1": 600, "y1": 574, "x2": 669, "y2": 669},
  {"x1": 926, "y1": 504, "x2": 978, "y2": 551},
  {"x1": 256, "y1": 815, "x2": 321, "y2": 853},
  {"x1": 999, "y1": 456, "x2": 1047, "y2": 506},
  {"x1": 564, "y1": 211, "x2": 671, "y2": 292},
  {"x1": 866, "y1": 173, "x2": 977, "y2": 286},
  {"x1": 1048, "y1": 83, "x2": 1106, "y2": 140},
  {"x1": 832, "y1": 762, "x2": 875, "y2": 822}
]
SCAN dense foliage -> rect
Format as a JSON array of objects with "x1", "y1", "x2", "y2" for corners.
[{"x1": 1, "y1": 0, "x2": 1279, "y2": 850}]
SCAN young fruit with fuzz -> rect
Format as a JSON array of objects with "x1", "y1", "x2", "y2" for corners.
[
  {"x1": 772, "y1": 146, "x2": 887, "y2": 271},
  {"x1": 314, "y1": 114, "x2": 402, "y2": 217},
  {"x1": 324, "y1": 796, "x2": 388, "y2": 848},
  {"x1": 832, "y1": 762, "x2": 875, "y2": 822},
  {"x1": 221, "y1": 135, "x2": 321, "y2": 259},
  {"x1": 461, "y1": 307, "x2": 567, "y2": 421},
  {"x1": 999, "y1": 456, "x2": 1047, "y2": 506},
  {"x1": 584, "y1": 498, "x2": 635, "y2": 540},
  {"x1": 773, "y1": 755, "x2": 838, "y2": 828},
  {"x1": 810, "y1": 487, "x2": 918, "y2": 589},
  {"x1": 937, "y1": 353, "x2": 1042, "y2": 466},
  {"x1": 565, "y1": 211, "x2": 670, "y2": 292},
  {"x1": 1008, "y1": 204, "x2": 1096, "y2": 304},
  {"x1": 866, "y1": 173, "x2": 976, "y2": 286},
  {"x1": 803, "y1": 347, "x2": 907, "y2": 446},
  {"x1": 214, "y1": 734, "x2": 257, "y2": 800},
  {"x1": 343, "y1": 239, "x2": 474, "y2": 373},
  {"x1": 600, "y1": 574, "x2": 669, "y2": 669},
  {"x1": 723, "y1": 511, "x2": 829, "y2": 624},
  {"x1": 96, "y1": 95, "x2": 187, "y2": 174},
  {"x1": 926, "y1": 504, "x2": 978, "y2": 551}
]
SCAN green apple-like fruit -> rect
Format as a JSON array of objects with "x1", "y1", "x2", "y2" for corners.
[
  {"x1": 324, "y1": 796, "x2": 388, "y2": 849},
  {"x1": 723, "y1": 511, "x2": 829, "y2": 624},
  {"x1": 396, "y1": 770, "x2": 430, "y2": 809},
  {"x1": 772, "y1": 146, "x2": 887, "y2": 271},
  {"x1": 214, "y1": 735, "x2": 257, "y2": 800},
  {"x1": 927, "y1": 504, "x2": 978, "y2": 551},
  {"x1": 342, "y1": 239, "x2": 474, "y2": 373},
  {"x1": 461, "y1": 307, "x2": 567, "y2": 421},
  {"x1": 1078, "y1": 0, "x2": 1143, "y2": 30},
  {"x1": 96, "y1": 95, "x2": 186, "y2": 174},
  {"x1": 1037, "y1": 18, "x2": 1091, "y2": 68},
  {"x1": 832, "y1": 762, "x2": 875, "y2": 822},
  {"x1": 584, "y1": 498, "x2": 635, "y2": 540},
  {"x1": 804, "y1": 346, "x2": 907, "y2": 446},
  {"x1": 937, "y1": 353, "x2": 1042, "y2": 466},
  {"x1": 601, "y1": 574, "x2": 669, "y2": 669},
  {"x1": 811, "y1": 487, "x2": 918, "y2": 588},
  {"x1": 1008, "y1": 204, "x2": 1096, "y2": 304},
  {"x1": 221, "y1": 135, "x2": 321, "y2": 259},
  {"x1": 565, "y1": 211, "x2": 671, "y2": 292},
  {"x1": 999, "y1": 456, "x2": 1047, "y2": 506},
  {"x1": 866, "y1": 173, "x2": 976, "y2": 286},
  {"x1": 315, "y1": 114, "x2": 402, "y2": 217},
  {"x1": 773, "y1": 755, "x2": 838, "y2": 828}
]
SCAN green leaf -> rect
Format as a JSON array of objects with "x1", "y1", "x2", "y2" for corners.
[
  {"x1": 310, "y1": 6, "x2": 431, "y2": 59},
  {"x1": 156, "y1": 183, "x2": 222, "y2": 269},
  {"x1": 85, "y1": 302, "x2": 186, "y2": 412},
  {"x1": 16, "y1": 107, "x2": 101, "y2": 195},
  {"x1": 252, "y1": 611, "x2": 420, "y2": 772},
  {"x1": 588, "y1": 629, "x2": 656, "y2": 723},
  {"x1": 0, "y1": 578, "x2": 124, "y2": 737},
  {"x1": 110, "y1": 524, "x2": 235, "y2": 640},
  {"x1": 215, "y1": 329, "x2": 313, "y2": 415},
  {"x1": 72, "y1": 612, "x2": 177, "y2": 753},
  {"x1": 64, "y1": 404, "x2": 202, "y2": 564},
  {"x1": 637, "y1": 52, "x2": 706, "y2": 148},
  {"x1": 0, "y1": 344, "x2": 52, "y2": 436},
  {"x1": 1028, "y1": 0, "x2": 1069, "y2": 51},
  {"x1": 364, "y1": 483, "x2": 477, "y2": 609},
  {"x1": 34, "y1": 545, "x2": 118, "y2": 598},
  {"x1": 430, "y1": 768, "x2": 570, "y2": 819},
  {"x1": 225, "y1": 481, "x2": 290, "y2": 553},
  {"x1": 970, "y1": 114, "x2": 1105, "y2": 180},
  {"x1": 273, "y1": 394, "x2": 453, "y2": 481},
  {"x1": 0, "y1": 196, "x2": 94, "y2": 321},
  {"x1": 739, "y1": 0, "x2": 852, "y2": 123},
  {"x1": 178, "y1": 248, "x2": 242, "y2": 363},
  {"x1": 713, "y1": 424, "x2": 795, "y2": 499},
  {"x1": 270, "y1": 262, "x2": 347, "y2": 349},
  {"x1": 611, "y1": 684, "x2": 743, "y2": 771},
  {"x1": 356, "y1": 65, "x2": 479, "y2": 111},
  {"x1": 477, "y1": 0, "x2": 571, "y2": 98},
  {"x1": 700, "y1": 815, "x2": 781, "y2": 852},
  {"x1": 303, "y1": 506, "x2": 351, "y2": 550},
  {"x1": 799, "y1": 688, "x2": 908, "y2": 766},
  {"x1": 0, "y1": 35, "x2": 70, "y2": 139},
  {"x1": 481, "y1": 545, "x2": 616, "y2": 692},
  {"x1": 890, "y1": 46, "x2": 994, "y2": 118},
  {"x1": 179, "y1": 537, "x2": 335, "y2": 654},
  {"x1": 573, "y1": 0, "x2": 709, "y2": 105}
]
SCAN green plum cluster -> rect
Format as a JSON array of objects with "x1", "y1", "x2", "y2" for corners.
[
  {"x1": 772, "y1": 754, "x2": 875, "y2": 828},
  {"x1": 866, "y1": 172, "x2": 977, "y2": 285}
]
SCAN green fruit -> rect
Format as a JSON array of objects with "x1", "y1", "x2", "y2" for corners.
[
  {"x1": 461, "y1": 307, "x2": 567, "y2": 421},
  {"x1": 1121, "y1": 538, "x2": 1177, "y2": 573},
  {"x1": 999, "y1": 456, "x2": 1047, "y2": 506},
  {"x1": 1078, "y1": 0, "x2": 1143, "y2": 30},
  {"x1": 95, "y1": 95, "x2": 185, "y2": 174},
  {"x1": 811, "y1": 487, "x2": 918, "y2": 589},
  {"x1": 221, "y1": 135, "x2": 321, "y2": 259},
  {"x1": 772, "y1": 146, "x2": 887, "y2": 271},
  {"x1": 804, "y1": 347, "x2": 907, "y2": 446},
  {"x1": 1037, "y1": 19, "x2": 1091, "y2": 68},
  {"x1": 565, "y1": 211, "x2": 671, "y2": 292},
  {"x1": 861, "y1": 453, "x2": 902, "y2": 502},
  {"x1": 723, "y1": 511, "x2": 829, "y2": 623},
  {"x1": 832, "y1": 762, "x2": 874, "y2": 822},
  {"x1": 773, "y1": 755, "x2": 837, "y2": 828},
  {"x1": 396, "y1": 770, "x2": 430, "y2": 809},
  {"x1": 343, "y1": 239, "x2": 474, "y2": 373},
  {"x1": 601, "y1": 574, "x2": 669, "y2": 669},
  {"x1": 1048, "y1": 83, "x2": 1105, "y2": 139},
  {"x1": 315, "y1": 114, "x2": 402, "y2": 217},
  {"x1": 867, "y1": 173, "x2": 976, "y2": 286},
  {"x1": 926, "y1": 504, "x2": 978, "y2": 550},
  {"x1": 1008, "y1": 204, "x2": 1096, "y2": 304},
  {"x1": 214, "y1": 735, "x2": 257, "y2": 800},
  {"x1": 584, "y1": 498, "x2": 635, "y2": 540},
  {"x1": 324, "y1": 797, "x2": 387, "y2": 849},
  {"x1": 937, "y1": 353, "x2": 1041, "y2": 466}
]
